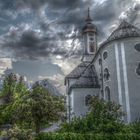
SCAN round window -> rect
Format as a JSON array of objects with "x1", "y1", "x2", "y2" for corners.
[{"x1": 135, "y1": 43, "x2": 140, "y2": 52}]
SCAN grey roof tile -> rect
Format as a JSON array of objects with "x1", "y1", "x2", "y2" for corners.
[
  {"x1": 101, "y1": 20, "x2": 140, "y2": 46},
  {"x1": 70, "y1": 64, "x2": 100, "y2": 89},
  {"x1": 65, "y1": 62, "x2": 90, "y2": 79}
]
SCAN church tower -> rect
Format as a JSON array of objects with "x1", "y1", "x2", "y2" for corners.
[{"x1": 82, "y1": 8, "x2": 97, "y2": 62}]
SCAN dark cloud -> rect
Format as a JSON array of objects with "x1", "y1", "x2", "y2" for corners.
[
  {"x1": 0, "y1": 0, "x2": 140, "y2": 61},
  {"x1": 0, "y1": 0, "x2": 47, "y2": 11},
  {"x1": 1, "y1": 27, "x2": 81, "y2": 60}
]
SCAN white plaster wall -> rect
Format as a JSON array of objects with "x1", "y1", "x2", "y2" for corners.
[
  {"x1": 96, "y1": 37, "x2": 140, "y2": 122},
  {"x1": 123, "y1": 37, "x2": 140, "y2": 122},
  {"x1": 94, "y1": 55, "x2": 102, "y2": 97},
  {"x1": 70, "y1": 88, "x2": 99, "y2": 118}
]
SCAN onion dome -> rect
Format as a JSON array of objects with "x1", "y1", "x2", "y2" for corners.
[{"x1": 82, "y1": 8, "x2": 97, "y2": 33}]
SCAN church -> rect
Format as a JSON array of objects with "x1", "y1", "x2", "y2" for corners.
[{"x1": 65, "y1": 9, "x2": 140, "y2": 123}]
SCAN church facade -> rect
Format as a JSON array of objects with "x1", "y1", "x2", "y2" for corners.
[{"x1": 65, "y1": 9, "x2": 140, "y2": 123}]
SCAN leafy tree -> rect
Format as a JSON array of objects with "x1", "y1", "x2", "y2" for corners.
[
  {"x1": 87, "y1": 96, "x2": 124, "y2": 133},
  {"x1": 13, "y1": 85, "x2": 65, "y2": 134},
  {"x1": 60, "y1": 96, "x2": 124, "y2": 134},
  {"x1": 0, "y1": 73, "x2": 28, "y2": 103},
  {"x1": 1, "y1": 73, "x2": 17, "y2": 103},
  {"x1": 6, "y1": 125, "x2": 33, "y2": 140},
  {"x1": 0, "y1": 73, "x2": 28, "y2": 125}
]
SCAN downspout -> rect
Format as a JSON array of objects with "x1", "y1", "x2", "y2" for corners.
[
  {"x1": 67, "y1": 79, "x2": 71, "y2": 123},
  {"x1": 100, "y1": 52, "x2": 104, "y2": 99}
]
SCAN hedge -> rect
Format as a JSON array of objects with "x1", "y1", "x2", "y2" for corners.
[{"x1": 36, "y1": 133, "x2": 140, "y2": 140}]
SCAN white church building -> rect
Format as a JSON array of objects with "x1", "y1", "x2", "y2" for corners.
[{"x1": 65, "y1": 9, "x2": 140, "y2": 123}]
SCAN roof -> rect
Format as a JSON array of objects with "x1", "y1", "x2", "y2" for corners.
[
  {"x1": 70, "y1": 64, "x2": 100, "y2": 89},
  {"x1": 65, "y1": 61, "x2": 90, "y2": 79},
  {"x1": 82, "y1": 8, "x2": 97, "y2": 33},
  {"x1": 101, "y1": 20, "x2": 140, "y2": 46},
  {"x1": 82, "y1": 23, "x2": 97, "y2": 33}
]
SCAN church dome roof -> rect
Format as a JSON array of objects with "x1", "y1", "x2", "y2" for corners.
[
  {"x1": 101, "y1": 20, "x2": 140, "y2": 46},
  {"x1": 70, "y1": 64, "x2": 100, "y2": 88},
  {"x1": 82, "y1": 22, "x2": 97, "y2": 33}
]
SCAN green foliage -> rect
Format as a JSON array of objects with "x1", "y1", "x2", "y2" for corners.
[
  {"x1": 36, "y1": 132, "x2": 140, "y2": 140},
  {"x1": 0, "y1": 74, "x2": 15, "y2": 103},
  {"x1": 128, "y1": 120, "x2": 140, "y2": 134},
  {"x1": 0, "y1": 73, "x2": 65, "y2": 133},
  {"x1": 0, "y1": 73, "x2": 27, "y2": 103},
  {"x1": 60, "y1": 96, "x2": 124, "y2": 134},
  {"x1": 13, "y1": 84, "x2": 65, "y2": 133},
  {"x1": 0, "y1": 73, "x2": 28, "y2": 125},
  {"x1": 6, "y1": 125, "x2": 34, "y2": 140}
]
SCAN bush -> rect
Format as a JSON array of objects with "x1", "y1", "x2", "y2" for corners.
[
  {"x1": 36, "y1": 132, "x2": 140, "y2": 140},
  {"x1": 60, "y1": 97, "x2": 124, "y2": 134},
  {"x1": 6, "y1": 125, "x2": 34, "y2": 140}
]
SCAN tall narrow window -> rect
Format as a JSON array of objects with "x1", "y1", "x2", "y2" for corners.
[
  {"x1": 136, "y1": 63, "x2": 140, "y2": 76},
  {"x1": 85, "y1": 95, "x2": 92, "y2": 106},
  {"x1": 104, "y1": 68, "x2": 110, "y2": 81},
  {"x1": 103, "y1": 51, "x2": 108, "y2": 60},
  {"x1": 105, "y1": 86, "x2": 110, "y2": 101},
  {"x1": 89, "y1": 42, "x2": 94, "y2": 52}
]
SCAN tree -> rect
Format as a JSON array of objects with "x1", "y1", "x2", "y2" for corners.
[
  {"x1": 1, "y1": 73, "x2": 17, "y2": 103},
  {"x1": 86, "y1": 96, "x2": 124, "y2": 133},
  {"x1": 13, "y1": 85, "x2": 65, "y2": 134},
  {"x1": 0, "y1": 73, "x2": 28, "y2": 104},
  {"x1": 61, "y1": 96, "x2": 124, "y2": 134},
  {"x1": 0, "y1": 73, "x2": 28, "y2": 125}
]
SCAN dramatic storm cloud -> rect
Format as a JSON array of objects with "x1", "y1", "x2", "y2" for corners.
[{"x1": 0, "y1": 0, "x2": 139, "y2": 94}]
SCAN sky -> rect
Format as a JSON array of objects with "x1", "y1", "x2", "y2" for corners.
[{"x1": 0, "y1": 0, "x2": 140, "y2": 94}]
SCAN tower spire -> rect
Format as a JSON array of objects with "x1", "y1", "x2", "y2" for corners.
[
  {"x1": 82, "y1": 7, "x2": 97, "y2": 62},
  {"x1": 86, "y1": 7, "x2": 92, "y2": 22}
]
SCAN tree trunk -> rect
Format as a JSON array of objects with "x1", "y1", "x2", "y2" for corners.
[{"x1": 35, "y1": 121, "x2": 41, "y2": 134}]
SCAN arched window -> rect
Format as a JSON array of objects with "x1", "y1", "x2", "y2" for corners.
[
  {"x1": 104, "y1": 68, "x2": 110, "y2": 81},
  {"x1": 136, "y1": 63, "x2": 140, "y2": 76},
  {"x1": 105, "y1": 86, "x2": 111, "y2": 101},
  {"x1": 135, "y1": 43, "x2": 140, "y2": 52},
  {"x1": 103, "y1": 51, "x2": 108, "y2": 60},
  {"x1": 89, "y1": 42, "x2": 94, "y2": 52},
  {"x1": 85, "y1": 95, "x2": 92, "y2": 106}
]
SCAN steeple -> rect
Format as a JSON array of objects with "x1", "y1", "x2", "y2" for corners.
[
  {"x1": 81, "y1": 8, "x2": 97, "y2": 62},
  {"x1": 85, "y1": 8, "x2": 92, "y2": 23}
]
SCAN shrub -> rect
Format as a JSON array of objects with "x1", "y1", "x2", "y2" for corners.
[
  {"x1": 6, "y1": 125, "x2": 34, "y2": 140},
  {"x1": 36, "y1": 132, "x2": 140, "y2": 140},
  {"x1": 60, "y1": 96, "x2": 124, "y2": 134}
]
